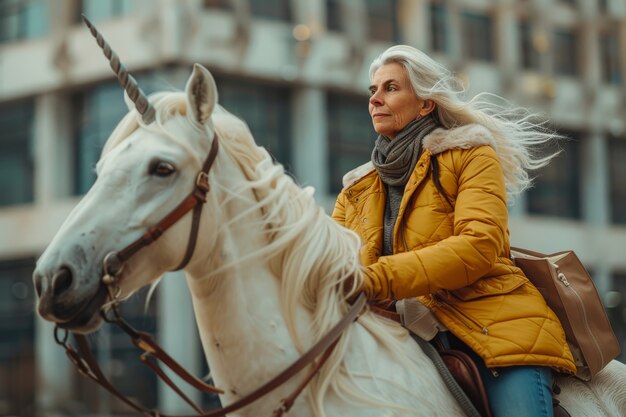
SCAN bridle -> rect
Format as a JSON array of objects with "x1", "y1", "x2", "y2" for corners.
[
  {"x1": 57, "y1": 293, "x2": 366, "y2": 417},
  {"x1": 100, "y1": 132, "x2": 219, "y2": 294},
  {"x1": 53, "y1": 15, "x2": 368, "y2": 417},
  {"x1": 54, "y1": 96, "x2": 367, "y2": 417}
]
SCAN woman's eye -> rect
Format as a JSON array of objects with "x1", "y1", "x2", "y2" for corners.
[{"x1": 150, "y1": 161, "x2": 176, "y2": 177}]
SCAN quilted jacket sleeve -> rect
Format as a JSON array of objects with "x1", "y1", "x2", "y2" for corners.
[
  {"x1": 364, "y1": 146, "x2": 509, "y2": 300},
  {"x1": 331, "y1": 191, "x2": 347, "y2": 227}
]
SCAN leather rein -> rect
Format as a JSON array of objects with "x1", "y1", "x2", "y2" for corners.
[{"x1": 54, "y1": 132, "x2": 367, "y2": 416}]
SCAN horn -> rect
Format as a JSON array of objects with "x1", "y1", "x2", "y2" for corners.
[{"x1": 81, "y1": 15, "x2": 156, "y2": 124}]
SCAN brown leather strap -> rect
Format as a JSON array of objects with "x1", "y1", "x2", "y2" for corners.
[
  {"x1": 113, "y1": 134, "x2": 219, "y2": 269},
  {"x1": 72, "y1": 334, "x2": 154, "y2": 416},
  {"x1": 140, "y1": 353, "x2": 206, "y2": 414},
  {"x1": 368, "y1": 300, "x2": 401, "y2": 323},
  {"x1": 60, "y1": 294, "x2": 367, "y2": 417}
]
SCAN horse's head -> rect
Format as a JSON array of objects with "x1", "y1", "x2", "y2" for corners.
[{"x1": 33, "y1": 61, "x2": 221, "y2": 333}]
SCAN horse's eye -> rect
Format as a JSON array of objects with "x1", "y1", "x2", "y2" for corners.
[{"x1": 150, "y1": 161, "x2": 176, "y2": 177}]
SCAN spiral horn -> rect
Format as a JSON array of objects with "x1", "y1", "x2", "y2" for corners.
[{"x1": 81, "y1": 14, "x2": 156, "y2": 124}]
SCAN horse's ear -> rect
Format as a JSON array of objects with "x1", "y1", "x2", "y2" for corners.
[{"x1": 185, "y1": 64, "x2": 218, "y2": 127}]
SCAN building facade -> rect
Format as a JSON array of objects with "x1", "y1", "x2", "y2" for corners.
[{"x1": 1, "y1": 0, "x2": 625, "y2": 415}]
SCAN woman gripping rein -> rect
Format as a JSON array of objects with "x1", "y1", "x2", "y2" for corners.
[{"x1": 332, "y1": 45, "x2": 576, "y2": 417}]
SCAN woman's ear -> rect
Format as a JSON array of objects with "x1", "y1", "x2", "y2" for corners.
[{"x1": 419, "y1": 99, "x2": 436, "y2": 116}]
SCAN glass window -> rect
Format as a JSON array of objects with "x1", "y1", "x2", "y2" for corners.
[
  {"x1": 461, "y1": 12, "x2": 494, "y2": 62},
  {"x1": 553, "y1": 30, "x2": 579, "y2": 77},
  {"x1": 430, "y1": 2, "x2": 448, "y2": 53},
  {"x1": 527, "y1": 133, "x2": 582, "y2": 219},
  {"x1": 0, "y1": 100, "x2": 34, "y2": 206},
  {"x1": 203, "y1": 0, "x2": 231, "y2": 9},
  {"x1": 325, "y1": 0, "x2": 398, "y2": 41},
  {"x1": 609, "y1": 137, "x2": 626, "y2": 224},
  {"x1": 327, "y1": 93, "x2": 377, "y2": 193},
  {"x1": 72, "y1": 81, "x2": 129, "y2": 195},
  {"x1": 80, "y1": 0, "x2": 136, "y2": 23},
  {"x1": 599, "y1": 0, "x2": 610, "y2": 14},
  {"x1": 326, "y1": 0, "x2": 341, "y2": 32},
  {"x1": 249, "y1": 0, "x2": 291, "y2": 21},
  {"x1": 600, "y1": 32, "x2": 622, "y2": 85},
  {"x1": 0, "y1": 258, "x2": 36, "y2": 417},
  {"x1": 520, "y1": 22, "x2": 540, "y2": 71},
  {"x1": 0, "y1": 0, "x2": 48, "y2": 43},
  {"x1": 366, "y1": 0, "x2": 399, "y2": 42},
  {"x1": 215, "y1": 77, "x2": 292, "y2": 170}
]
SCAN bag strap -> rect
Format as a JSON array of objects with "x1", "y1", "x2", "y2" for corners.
[{"x1": 510, "y1": 246, "x2": 548, "y2": 258}]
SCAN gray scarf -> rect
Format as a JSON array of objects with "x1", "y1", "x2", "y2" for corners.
[
  {"x1": 371, "y1": 115, "x2": 440, "y2": 255},
  {"x1": 371, "y1": 114, "x2": 440, "y2": 187}
]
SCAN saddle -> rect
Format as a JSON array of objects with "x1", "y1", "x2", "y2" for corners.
[{"x1": 372, "y1": 299, "x2": 571, "y2": 417}]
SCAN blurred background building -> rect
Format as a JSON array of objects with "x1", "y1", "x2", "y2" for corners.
[{"x1": 0, "y1": 0, "x2": 625, "y2": 415}]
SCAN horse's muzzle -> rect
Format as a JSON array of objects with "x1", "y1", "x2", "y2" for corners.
[{"x1": 33, "y1": 265, "x2": 108, "y2": 333}]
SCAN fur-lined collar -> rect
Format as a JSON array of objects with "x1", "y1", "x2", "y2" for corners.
[{"x1": 341, "y1": 124, "x2": 495, "y2": 188}]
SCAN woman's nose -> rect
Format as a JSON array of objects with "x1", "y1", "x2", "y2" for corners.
[{"x1": 369, "y1": 93, "x2": 382, "y2": 106}]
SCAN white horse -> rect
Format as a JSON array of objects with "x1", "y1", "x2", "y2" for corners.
[{"x1": 34, "y1": 64, "x2": 626, "y2": 417}]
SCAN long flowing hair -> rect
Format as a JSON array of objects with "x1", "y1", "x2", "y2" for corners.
[
  {"x1": 101, "y1": 92, "x2": 442, "y2": 416},
  {"x1": 370, "y1": 45, "x2": 561, "y2": 199}
]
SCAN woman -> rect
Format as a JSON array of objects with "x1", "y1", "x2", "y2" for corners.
[{"x1": 332, "y1": 45, "x2": 576, "y2": 417}]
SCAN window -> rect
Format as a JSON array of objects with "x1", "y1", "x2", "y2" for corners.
[
  {"x1": 600, "y1": 32, "x2": 622, "y2": 85},
  {"x1": 520, "y1": 22, "x2": 541, "y2": 71},
  {"x1": 527, "y1": 133, "x2": 582, "y2": 219},
  {"x1": 249, "y1": 0, "x2": 291, "y2": 21},
  {"x1": 327, "y1": 93, "x2": 377, "y2": 193},
  {"x1": 326, "y1": 0, "x2": 399, "y2": 42},
  {"x1": 326, "y1": 0, "x2": 341, "y2": 32},
  {"x1": 366, "y1": 0, "x2": 399, "y2": 42},
  {"x1": 430, "y1": 2, "x2": 448, "y2": 53},
  {"x1": 0, "y1": 258, "x2": 36, "y2": 417},
  {"x1": 203, "y1": 0, "x2": 231, "y2": 9},
  {"x1": 599, "y1": 0, "x2": 610, "y2": 14},
  {"x1": 72, "y1": 81, "x2": 129, "y2": 195},
  {"x1": 79, "y1": 0, "x2": 135, "y2": 23},
  {"x1": 0, "y1": 0, "x2": 48, "y2": 43},
  {"x1": 609, "y1": 137, "x2": 626, "y2": 224},
  {"x1": 215, "y1": 77, "x2": 292, "y2": 169},
  {"x1": 553, "y1": 30, "x2": 579, "y2": 77},
  {"x1": 0, "y1": 100, "x2": 34, "y2": 206},
  {"x1": 461, "y1": 12, "x2": 494, "y2": 61}
]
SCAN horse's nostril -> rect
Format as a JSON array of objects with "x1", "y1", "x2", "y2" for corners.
[{"x1": 52, "y1": 267, "x2": 73, "y2": 296}]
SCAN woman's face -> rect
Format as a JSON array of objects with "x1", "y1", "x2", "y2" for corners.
[{"x1": 368, "y1": 62, "x2": 430, "y2": 139}]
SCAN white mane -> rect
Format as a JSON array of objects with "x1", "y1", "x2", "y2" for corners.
[
  {"x1": 101, "y1": 92, "x2": 434, "y2": 415},
  {"x1": 207, "y1": 102, "x2": 429, "y2": 414}
]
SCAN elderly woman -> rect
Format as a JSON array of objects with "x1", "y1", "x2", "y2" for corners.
[{"x1": 332, "y1": 45, "x2": 576, "y2": 417}]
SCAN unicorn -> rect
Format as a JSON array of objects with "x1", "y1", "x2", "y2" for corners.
[{"x1": 34, "y1": 17, "x2": 626, "y2": 417}]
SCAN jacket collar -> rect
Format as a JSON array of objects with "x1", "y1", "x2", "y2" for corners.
[{"x1": 341, "y1": 124, "x2": 495, "y2": 189}]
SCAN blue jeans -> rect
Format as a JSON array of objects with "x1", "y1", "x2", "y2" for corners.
[{"x1": 440, "y1": 332, "x2": 554, "y2": 417}]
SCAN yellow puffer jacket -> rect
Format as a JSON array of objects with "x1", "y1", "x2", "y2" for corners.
[{"x1": 332, "y1": 124, "x2": 576, "y2": 373}]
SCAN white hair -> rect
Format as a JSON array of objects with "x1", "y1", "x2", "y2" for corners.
[{"x1": 369, "y1": 45, "x2": 561, "y2": 199}]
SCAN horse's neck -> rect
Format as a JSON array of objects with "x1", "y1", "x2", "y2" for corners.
[{"x1": 184, "y1": 158, "x2": 310, "y2": 400}]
